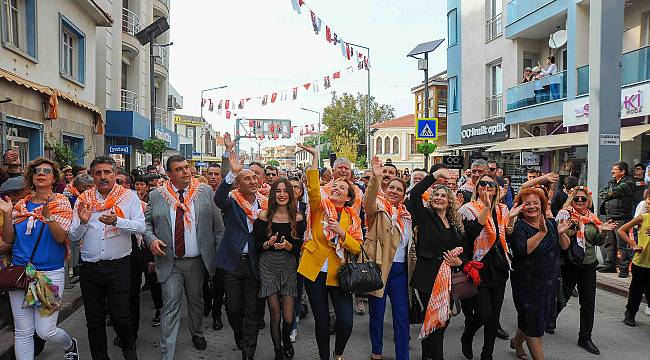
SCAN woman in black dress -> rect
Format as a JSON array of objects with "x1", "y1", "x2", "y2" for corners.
[
  {"x1": 409, "y1": 168, "x2": 466, "y2": 360},
  {"x1": 254, "y1": 178, "x2": 306, "y2": 359},
  {"x1": 509, "y1": 187, "x2": 570, "y2": 360}
]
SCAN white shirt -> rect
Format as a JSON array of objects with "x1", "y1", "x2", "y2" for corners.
[
  {"x1": 225, "y1": 171, "x2": 258, "y2": 253},
  {"x1": 393, "y1": 226, "x2": 411, "y2": 263},
  {"x1": 169, "y1": 184, "x2": 199, "y2": 258},
  {"x1": 541, "y1": 63, "x2": 558, "y2": 77},
  {"x1": 69, "y1": 188, "x2": 146, "y2": 262}
]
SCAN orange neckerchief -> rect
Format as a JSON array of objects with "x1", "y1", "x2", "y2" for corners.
[
  {"x1": 159, "y1": 179, "x2": 203, "y2": 229},
  {"x1": 13, "y1": 194, "x2": 73, "y2": 234},
  {"x1": 374, "y1": 195, "x2": 412, "y2": 236},
  {"x1": 420, "y1": 246, "x2": 464, "y2": 338},
  {"x1": 230, "y1": 189, "x2": 268, "y2": 221},
  {"x1": 318, "y1": 196, "x2": 363, "y2": 260},
  {"x1": 65, "y1": 183, "x2": 81, "y2": 197},
  {"x1": 459, "y1": 201, "x2": 509, "y2": 262},
  {"x1": 562, "y1": 206, "x2": 602, "y2": 249},
  {"x1": 77, "y1": 184, "x2": 130, "y2": 218},
  {"x1": 258, "y1": 183, "x2": 271, "y2": 197},
  {"x1": 322, "y1": 179, "x2": 363, "y2": 213}
]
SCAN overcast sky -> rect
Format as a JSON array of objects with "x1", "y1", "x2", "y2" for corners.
[{"x1": 169, "y1": 0, "x2": 447, "y2": 150}]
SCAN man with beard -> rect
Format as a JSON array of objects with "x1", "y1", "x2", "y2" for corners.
[{"x1": 380, "y1": 163, "x2": 398, "y2": 193}]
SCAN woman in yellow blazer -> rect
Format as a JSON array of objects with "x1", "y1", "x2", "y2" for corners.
[{"x1": 296, "y1": 144, "x2": 362, "y2": 360}]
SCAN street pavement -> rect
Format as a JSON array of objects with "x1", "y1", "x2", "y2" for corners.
[{"x1": 34, "y1": 283, "x2": 649, "y2": 360}]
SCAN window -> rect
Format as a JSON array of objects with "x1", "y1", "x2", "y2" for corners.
[
  {"x1": 448, "y1": 76, "x2": 458, "y2": 113},
  {"x1": 487, "y1": 61, "x2": 503, "y2": 118},
  {"x1": 1, "y1": 0, "x2": 37, "y2": 59},
  {"x1": 437, "y1": 88, "x2": 447, "y2": 116},
  {"x1": 375, "y1": 137, "x2": 382, "y2": 155},
  {"x1": 392, "y1": 137, "x2": 399, "y2": 154},
  {"x1": 486, "y1": 0, "x2": 502, "y2": 41},
  {"x1": 410, "y1": 134, "x2": 416, "y2": 154},
  {"x1": 59, "y1": 14, "x2": 86, "y2": 84},
  {"x1": 523, "y1": 53, "x2": 539, "y2": 73},
  {"x1": 384, "y1": 136, "x2": 391, "y2": 154},
  {"x1": 448, "y1": 9, "x2": 458, "y2": 46},
  {"x1": 187, "y1": 127, "x2": 196, "y2": 147}
]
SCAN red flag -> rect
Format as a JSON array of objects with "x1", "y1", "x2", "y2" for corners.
[
  {"x1": 249, "y1": 120, "x2": 254, "y2": 127},
  {"x1": 271, "y1": 93, "x2": 278, "y2": 103},
  {"x1": 225, "y1": 110, "x2": 231, "y2": 119},
  {"x1": 304, "y1": 83, "x2": 311, "y2": 90},
  {"x1": 225, "y1": 100, "x2": 230, "y2": 109},
  {"x1": 325, "y1": 26, "x2": 331, "y2": 43},
  {"x1": 298, "y1": 0, "x2": 304, "y2": 5},
  {"x1": 270, "y1": 124, "x2": 275, "y2": 132},
  {"x1": 346, "y1": 44, "x2": 350, "y2": 60},
  {"x1": 333, "y1": 71, "x2": 341, "y2": 79}
]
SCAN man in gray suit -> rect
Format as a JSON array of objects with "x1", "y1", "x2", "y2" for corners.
[{"x1": 144, "y1": 155, "x2": 224, "y2": 360}]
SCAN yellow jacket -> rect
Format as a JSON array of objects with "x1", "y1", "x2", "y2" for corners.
[{"x1": 297, "y1": 169, "x2": 362, "y2": 286}]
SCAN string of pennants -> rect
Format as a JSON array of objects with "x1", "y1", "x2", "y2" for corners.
[
  {"x1": 237, "y1": 122, "x2": 322, "y2": 141},
  {"x1": 200, "y1": 65, "x2": 359, "y2": 119},
  {"x1": 289, "y1": 0, "x2": 369, "y2": 69}
]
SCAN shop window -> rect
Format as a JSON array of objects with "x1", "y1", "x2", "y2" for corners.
[
  {"x1": 1, "y1": 0, "x2": 37, "y2": 59},
  {"x1": 376, "y1": 137, "x2": 382, "y2": 155},
  {"x1": 59, "y1": 14, "x2": 86, "y2": 84}
]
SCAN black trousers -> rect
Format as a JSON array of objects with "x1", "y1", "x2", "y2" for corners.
[
  {"x1": 202, "y1": 269, "x2": 225, "y2": 318},
  {"x1": 557, "y1": 262, "x2": 596, "y2": 340},
  {"x1": 626, "y1": 263, "x2": 650, "y2": 317},
  {"x1": 80, "y1": 258, "x2": 135, "y2": 360},
  {"x1": 145, "y1": 271, "x2": 163, "y2": 310},
  {"x1": 223, "y1": 258, "x2": 261, "y2": 357},
  {"x1": 129, "y1": 254, "x2": 144, "y2": 341},
  {"x1": 604, "y1": 219, "x2": 632, "y2": 272},
  {"x1": 418, "y1": 290, "x2": 448, "y2": 360},
  {"x1": 461, "y1": 281, "x2": 506, "y2": 358}
]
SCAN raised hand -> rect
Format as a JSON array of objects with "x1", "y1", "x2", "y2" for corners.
[
  {"x1": 223, "y1": 132, "x2": 235, "y2": 152},
  {"x1": 230, "y1": 151, "x2": 244, "y2": 174},
  {"x1": 508, "y1": 204, "x2": 524, "y2": 219},
  {"x1": 0, "y1": 195, "x2": 13, "y2": 214},
  {"x1": 479, "y1": 188, "x2": 492, "y2": 208},
  {"x1": 557, "y1": 219, "x2": 571, "y2": 235},
  {"x1": 432, "y1": 167, "x2": 449, "y2": 180},
  {"x1": 600, "y1": 220, "x2": 617, "y2": 232},
  {"x1": 78, "y1": 202, "x2": 92, "y2": 224},
  {"x1": 371, "y1": 156, "x2": 382, "y2": 177},
  {"x1": 297, "y1": 143, "x2": 317, "y2": 156},
  {"x1": 539, "y1": 215, "x2": 548, "y2": 234},
  {"x1": 41, "y1": 196, "x2": 52, "y2": 219},
  {"x1": 544, "y1": 172, "x2": 560, "y2": 184}
]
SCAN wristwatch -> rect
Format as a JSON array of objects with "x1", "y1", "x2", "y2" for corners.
[{"x1": 42, "y1": 216, "x2": 54, "y2": 223}]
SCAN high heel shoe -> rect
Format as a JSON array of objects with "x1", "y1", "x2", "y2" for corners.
[{"x1": 510, "y1": 338, "x2": 528, "y2": 360}]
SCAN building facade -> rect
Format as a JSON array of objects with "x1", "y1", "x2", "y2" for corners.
[
  {"x1": 447, "y1": 0, "x2": 650, "y2": 187},
  {"x1": 173, "y1": 113, "x2": 224, "y2": 168},
  {"x1": 0, "y1": 0, "x2": 112, "y2": 165}
]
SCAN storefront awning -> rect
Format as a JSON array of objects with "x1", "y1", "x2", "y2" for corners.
[
  {"x1": 446, "y1": 142, "x2": 502, "y2": 152},
  {"x1": 191, "y1": 156, "x2": 221, "y2": 163},
  {"x1": 487, "y1": 124, "x2": 650, "y2": 152}
]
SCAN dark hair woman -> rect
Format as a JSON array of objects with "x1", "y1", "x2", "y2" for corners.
[
  {"x1": 409, "y1": 165, "x2": 469, "y2": 360},
  {"x1": 553, "y1": 186, "x2": 615, "y2": 355},
  {"x1": 458, "y1": 174, "x2": 520, "y2": 360},
  {"x1": 0, "y1": 157, "x2": 79, "y2": 359},
  {"x1": 509, "y1": 187, "x2": 570, "y2": 360},
  {"x1": 254, "y1": 178, "x2": 306, "y2": 359}
]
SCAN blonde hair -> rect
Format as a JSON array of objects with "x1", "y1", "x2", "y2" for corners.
[
  {"x1": 563, "y1": 187, "x2": 593, "y2": 210},
  {"x1": 471, "y1": 174, "x2": 499, "y2": 213},
  {"x1": 428, "y1": 184, "x2": 464, "y2": 233}
]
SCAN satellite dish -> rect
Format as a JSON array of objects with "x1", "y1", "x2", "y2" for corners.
[{"x1": 549, "y1": 29, "x2": 567, "y2": 49}]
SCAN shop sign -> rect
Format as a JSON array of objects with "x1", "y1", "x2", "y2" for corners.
[
  {"x1": 195, "y1": 161, "x2": 207, "y2": 167},
  {"x1": 520, "y1": 151, "x2": 540, "y2": 166},
  {"x1": 174, "y1": 115, "x2": 202, "y2": 126},
  {"x1": 600, "y1": 134, "x2": 620, "y2": 146},
  {"x1": 461, "y1": 119, "x2": 509, "y2": 144},
  {"x1": 108, "y1": 145, "x2": 131, "y2": 155},
  {"x1": 442, "y1": 155, "x2": 464, "y2": 169},
  {"x1": 155, "y1": 129, "x2": 172, "y2": 144},
  {"x1": 563, "y1": 83, "x2": 649, "y2": 127}
]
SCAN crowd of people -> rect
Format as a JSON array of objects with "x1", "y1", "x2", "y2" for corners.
[{"x1": 0, "y1": 138, "x2": 649, "y2": 360}]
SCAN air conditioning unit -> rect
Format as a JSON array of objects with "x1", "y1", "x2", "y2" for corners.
[{"x1": 529, "y1": 124, "x2": 547, "y2": 137}]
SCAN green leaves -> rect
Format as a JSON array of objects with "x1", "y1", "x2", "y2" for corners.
[
  {"x1": 143, "y1": 138, "x2": 169, "y2": 161},
  {"x1": 416, "y1": 142, "x2": 437, "y2": 155}
]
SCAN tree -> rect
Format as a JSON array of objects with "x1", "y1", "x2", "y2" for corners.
[
  {"x1": 303, "y1": 133, "x2": 331, "y2": 163},
  {"x1": 45, "y1": 134, "x2": 92, "y2": 168},
  {"x1": 267, "y1": 159, "x2": 280, "y2": 166},
  {"x1": 322, "y1": 92, "x2": 395, "y2": 160},
  {"x1": 143, "y1": 138, "x2": 169, "y2": 162},
  {"x1": 329, "y1": 129, "x2": 358, "y2": 163}
]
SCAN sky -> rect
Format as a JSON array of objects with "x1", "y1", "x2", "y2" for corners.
[{"x1": 169, "y1": 0, "x2": 447, "y2": 151}]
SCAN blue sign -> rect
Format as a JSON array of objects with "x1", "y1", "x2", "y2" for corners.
[
  {"x1": 108, "y1": 145, "x2": 131, "y2": 155},
  {"x1": 195, "y1": 162, "x2": 207, "y2": 167},
  {"x1": 415, "y1": 118, "x2": 439, "y2": 140}
]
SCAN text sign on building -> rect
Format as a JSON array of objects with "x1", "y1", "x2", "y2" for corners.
[
  {"x1": 600, "y1": 134, "x2": 620, "y2": 146},
  {"x1": 415, "y1": 118, "x2": 438, "y2": 140},
  {"x1": 108, "y1": 145, "x2": 131, "y2": 155},
  {"x1": 460, "y1": 119, "x2": 509, "y2": 144},
  {"x1": 520, "y1": 151, "x2": 541, "y2": 166},
  {"x1": 174, "y1": 115, "x2": 203, "y2": 126},
  {"x1": 563, "y1": 83, "x2": 649, "y2": 127},
  {"x1": 443, "y1": 155, "x2": 464, "y2": 169}
]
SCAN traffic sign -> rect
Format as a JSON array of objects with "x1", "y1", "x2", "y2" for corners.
[
  {"x1": 415, "y1": 118, "x2": 438, "y2": 140},
  {"x1": 108, "y1": 145, "x2": 131, "y2": 155},
  {"x1": 443, "y1": 155, "x2": 464, "y2": 169}
]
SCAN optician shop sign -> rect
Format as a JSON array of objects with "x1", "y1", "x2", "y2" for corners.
[
  {"x1": 563, "y1": 83, "x2": 649, "y2": 127},
  {"x1": 460, "y1": 119, "x2": 509, "y2": 144}
]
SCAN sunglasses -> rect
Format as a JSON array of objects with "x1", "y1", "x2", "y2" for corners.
[
  {"x1": 116, "y1": 179, "x2": 129, "y2": 185},
  {"x1": 363, "y1": 176, "x2": 371, "y2": 180},
  {"x1": 489, "y1": 167, "x2": 497, "y2": 171},
  {"x1": 574, "y1": 196, "x2": 589, "y2": 203},
  {"x1": 32, "y1": 167, "x2": 53, "y2": 175},
  {"x1": 478, "y1": 180, "x2": 497, "y2": 188}
]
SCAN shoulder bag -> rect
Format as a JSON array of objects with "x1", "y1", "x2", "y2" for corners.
[
  {"x1": 0, "y1": 222, "x2": 46, "y2": 291},
  {"x1": 337, "y1": 246, "x2": 383, "y2": 293}
]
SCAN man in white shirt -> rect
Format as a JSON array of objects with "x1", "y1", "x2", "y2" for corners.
[{"x1": 69, "y1": 156, "x2": 146, "y2": 360}]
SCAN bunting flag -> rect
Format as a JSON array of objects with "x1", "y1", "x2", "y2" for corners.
[
  {"x1": 201, "y1": 98, "x2": 206, "y2": 108},
  {"x1": 217, "y1": 100, "x2": 223, "y2": 110},
  {"x1": 226, "y1": 110, "x2": 231, "y2": 119},
  {"x1": 290, "y1": 0, "x2": 301, "y2": 14},
  {"x1": 271, "y1": 92, "x2": 278, "y2": 103},
  {"x1": 208, "y1": 99, "x2": 214, "y2": 112},
  {"x1": 292, "y1": 87, "x2": 298, "y2": 100},
  {"x1": 303, "y1": 83, "x2": 311, "y2": 91},
  {"x1": 324, "y1": 76, "x2": 331, "y2": 89},
  {"x1": 238, "y1": 99, "x2": 245, "y2": 109},
  {"x1": 262, "y1": 95, "x2": 268, "y2": 106},
  {"x1": 281, "y1": 90, "x2": 289, "y2": 101},
  {"x1": 325, "y1": 26, "x2": 332, "y2": 43},
  {"x1": 225, "y1": 99, "x2": 230, "y2": 109},
  {"x1": 333, "y1": 71, "x2": 340, "y2": 79},
  {"x1": 311, "y1": 80, "x2": 320, "y2": 93}
]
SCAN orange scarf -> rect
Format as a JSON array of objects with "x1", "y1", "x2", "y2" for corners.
[
  {"x1": 318, "y1": 197, "x2": 363, "y2": 260},
  {"x1": 64, "y1": 183, "x2": 80, "y2": 197},
  {"x1": 230, "y1": 189, "x2": 268, "y2": 221},
  {"x1": 77, "y1": 184, "x2": 130, "y2": 218},
  {"x1": 459, "y1": 201, "x2": 510, "y2": 262},
  {"x1": 560, "y1": 206, "x2": 602, "y2": 249},
  {"x1": 322, "y1": 179, "x2": 363, "y2": 213},
  {"x1": 374, "y1": 195, "x2": 412, "y2": 236},
  {"x1": 159, "y1": 179, "x2": 203, "y2": 229},
  {"x1": 420, "y1": 246, "x2": 464, "y2": 338},
  {"x1": 258, "y1": 183, "x2": 271, "y2": 197},
  {"x1": 13, "y1": 194, "x2": 73, "y2": 234}
]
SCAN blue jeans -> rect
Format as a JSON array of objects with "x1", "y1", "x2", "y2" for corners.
[
  {"x1": 304, "y1": 272, "x2": 353, "y2": 360},
  {"x1": 368, "y1": 262, "x2": 410, "y2": 359}
]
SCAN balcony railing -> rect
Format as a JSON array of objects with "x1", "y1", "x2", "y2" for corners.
[
  {"x1": 121, "y1": 8, "x2": 140, "y2": 36},
  {"x1": 155, "y1": 107, "x2": 167, "y2": 125},
  {"x1": 506, "y1": 70, "x2": 567, "y2": 111},
  {"x1": 154, "y1": 45, "x2": 169, "y2": 69},
  {"x1": 486, "y1": 94, "x2": 503, "y2": 119},
  {"x1": 577, "y1": 46, "x2": 650, "y2": 96},
  {"x1": 506, "y1": 0, "x2": 555, "y2": 25},
  {"x1": 486, "y1": 13, "x2": 503, "y2": 42},
  {"x1": 121, "y1": 89, "x2": 139, "y2": 112}
]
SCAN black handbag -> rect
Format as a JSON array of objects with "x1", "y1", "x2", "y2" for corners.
[
  {"x1": 0, "y1": 223, "x2": 46, "y2": 291},
  {"x1": 409, "y1": 288, "x2": 425, "y2": 324},
  {"x1": 337, "y1": 247, "x2": 383, "y2": 293}
]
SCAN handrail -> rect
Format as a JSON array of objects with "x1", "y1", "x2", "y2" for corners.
[
  {"x1": 486, "y1": 13, "x2": 503, "y2": 42},
  {"x1": 121, "y1": 89, "x2": 140, "y2": 112},
  {"x1": 506, "y1": 0, "x2": 555, "y2": 25},
  {"x1": 121, "y1": 8, "x2": 140, "y2": 36}
]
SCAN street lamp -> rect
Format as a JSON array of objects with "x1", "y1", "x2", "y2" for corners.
[
  {"x1": 407, "y1": 39, "x2": 444, "y2": 170},
  {"x1": 346, "y1": 42, "x2": 370, "y2": 166},
  {"x1": 300, "y1": 107, "x2": 321, "y2": 167},
  {"x1": 199, "y1": 85, "x2": 227, "y2": 162}
]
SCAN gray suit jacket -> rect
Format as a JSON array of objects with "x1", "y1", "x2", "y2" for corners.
[{"x1": 143, "y1": 183, "x2": 224, "y2": 283}]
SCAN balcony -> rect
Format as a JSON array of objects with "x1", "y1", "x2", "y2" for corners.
[
  {"x1": 486, "y1": 14, "x2": 503, "y2": 42},
  {"x1": 486, "y1": 94, "x2": 503, "y2": 119},
  {"x1": 507, "y1": 0, "x2": 555, "y2": 25},
  {"x1": 153, "y1": 0, "x2": 170, "y2": 17},
  {"x1": 506, "y1": 70, "x2": 567, "y2": 111},
  {"x1": 121, "y1": 8, "x2": 140, "y2": 36},
  {"x1": 154, "y1": 45, "x2": 169, "y2": 69},
  {"x1": 577, "y1": 46, "x2": 650, "y2": 96},
  {"x1": 154, "y1": 107, "x2": 167, "y2": 125},
  {"x1": 121, "y1": 89, "x2": 140, "y2": 112}
]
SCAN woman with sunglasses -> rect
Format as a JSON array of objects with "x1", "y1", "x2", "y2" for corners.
[
  {"x1": 458, "y1": 174, "x2": 518, "y2": 360},
  {"x1": 0, "y1": 158, "x2": 79, "y2": 360},
  {"x1": 552, "y1": 186, "x2": 615, "y2": 355},
  {"x1": 508, "y1": 187, "x2": 571, "y2": 360}
]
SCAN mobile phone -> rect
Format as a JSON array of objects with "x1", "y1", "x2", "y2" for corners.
[{"x1": 280, "y1": 236, "x2": 286, "y2": 244}]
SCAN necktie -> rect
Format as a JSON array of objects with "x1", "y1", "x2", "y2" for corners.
[{"x1": 174, "y1": 190, "x2": 185, "y2": 257}]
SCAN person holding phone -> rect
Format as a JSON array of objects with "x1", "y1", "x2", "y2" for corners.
[{"x1": 254, "y1": 178, "x2": 305, "y2": 359}]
